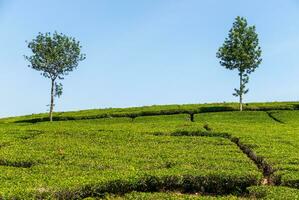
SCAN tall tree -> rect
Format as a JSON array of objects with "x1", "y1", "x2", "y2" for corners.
[
  {"x1": 217, "y1": 16, "x2": 262, "y2": 111},
  {"x1": 25, "y1": 32, "x2": 86, "y2": 121}
]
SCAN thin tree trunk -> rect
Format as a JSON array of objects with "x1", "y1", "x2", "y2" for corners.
[
  {"x1": 239, "y1": 73, "x2": 243, "y2": 111},
  {"x1": 49, "y1": 79, "x2": 55, "y2": 122}
]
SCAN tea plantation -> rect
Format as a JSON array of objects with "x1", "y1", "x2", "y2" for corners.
[{"x1": 1, "y1": 102, "x2": 299, "y2": 199}]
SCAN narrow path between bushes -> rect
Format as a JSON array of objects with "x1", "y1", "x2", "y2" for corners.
[
  {"x1": 229, "y1": 137, "x2": 275, "y2": 185},
  {"x1": 201, "y1": 125, "x2": 276, "y2": 185},
  {"x1": 175, "y1": 126, "x2": 277, "y2": 186},
  {"x1": 265, "y1": 111, "x2": 284, "y2": 124}
]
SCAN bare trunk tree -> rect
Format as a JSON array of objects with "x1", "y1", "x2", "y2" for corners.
[{"x1": 49, "y1": 79, "x2": 55, "y2": 121}]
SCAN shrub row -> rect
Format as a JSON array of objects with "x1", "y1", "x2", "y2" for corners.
[
  {"x1": 1, "y1": 175, "x2": 259, "y2": 199},
  {"x1": 12, "y1": 102, "x2": 299, "y2": 123},
  {"x1": 50, "y1": 174, "x2": 259, "y2": 200},
  {"x1": 0, "y1": 159, "x2": 33, "y2": 168},
  {"x1": 169, "y1": 130, "x2": 230, "y2": 138}
]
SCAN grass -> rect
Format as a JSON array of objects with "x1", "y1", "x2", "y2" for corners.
[{"x1": 0, "y1": 102, "x2": 299, "y2": 199}]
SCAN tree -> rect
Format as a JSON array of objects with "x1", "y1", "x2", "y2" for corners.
[
  {"x1": 217, "y1": 16, "x2": 262, "y2": 111},
  {"x1": 25, "y1": 32, "x2": 86, "y2": 121}
]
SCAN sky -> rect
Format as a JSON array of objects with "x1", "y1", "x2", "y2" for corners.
[{"x1": 0, "y1": 0, "x2": 299, "y2": 117}]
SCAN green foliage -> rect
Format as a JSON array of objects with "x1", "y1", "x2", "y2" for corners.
[
  {"x1": 1, "y1": 103, "x2": 299, "y2": 198},
  {"x1": 25, "y1": 32, "x2": 86, "y2": 81},
  {"x1": 55, "y1": 82, "x2": 63, "y2": 98},
  {"x1": 248, "y1": 186, "x2": 299, "y2": 199},
  {"x1": 217, "y1": 16, "x2": 262, "y2": 77},
  {"x1": 195, "y1": 110, "x2": 299, "y2": 189},
  {"x1": 217, "y1": 17, "x2": 262, "y2": 110},
  {"x1": 0, "y1": 114, "x2": 261, "y2": 199}
]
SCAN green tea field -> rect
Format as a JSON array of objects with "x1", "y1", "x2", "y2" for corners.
[{"x1": 1, "y1": 102, "x2": 299, "y2": 199}]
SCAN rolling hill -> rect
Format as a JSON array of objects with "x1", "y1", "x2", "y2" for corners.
[{"x1": 0, "y1": 102, "x2": 299, "y2": 199}]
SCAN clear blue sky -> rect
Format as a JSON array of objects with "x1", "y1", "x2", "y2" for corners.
[{"x1": 0, "y1": 0, "x2": 298, "y2": 117}]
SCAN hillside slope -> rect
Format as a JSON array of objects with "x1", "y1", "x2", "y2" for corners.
[{"x1": 0, "y1": 102, "x2": 299, "y2": 199}]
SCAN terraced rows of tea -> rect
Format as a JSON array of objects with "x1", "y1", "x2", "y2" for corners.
[{"x1": 1, "y1": 102, "x2": 299, "y2": 199}]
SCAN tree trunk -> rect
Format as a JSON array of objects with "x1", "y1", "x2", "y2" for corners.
[
  {"x1": 239, "y1": 73, "x2": 243, "y2": 111},
  {"x1": 49, "y1": 79, "x2": 55, "y2": 122},
  {"x1": 239, "y1": 93, "x2": 243, "y2": 111}
]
